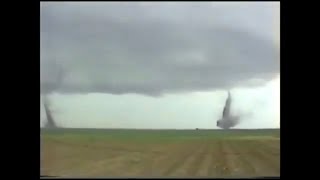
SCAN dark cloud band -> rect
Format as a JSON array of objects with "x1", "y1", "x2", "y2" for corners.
[{"x1": 40, "y1": 2, "x2": 279, "y2": 96}]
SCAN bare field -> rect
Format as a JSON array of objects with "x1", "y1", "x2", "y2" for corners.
[{"x1": 40, "y1": 129, "x2": 280, "y2": 178}]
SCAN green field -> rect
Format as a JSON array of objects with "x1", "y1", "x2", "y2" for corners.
[{"x1": 41, "y1": 128, "x2": 280, "y2": 178}]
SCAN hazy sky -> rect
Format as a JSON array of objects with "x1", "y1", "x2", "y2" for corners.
[{"x1": 40, "y1": 2, "x2": 280, "y2": 129}]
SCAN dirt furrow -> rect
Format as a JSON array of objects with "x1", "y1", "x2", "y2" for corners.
[
  {"x1": 192, "y1": 140, "x2": 213, "y2": 176},
  {"x1": 162, "y1": 142, "x2": 202, "y2": 176},
  {"x1": 227, "y1": 140, "x2": 257, "y2": 177},
  {"x1": 242, "y1": 140, "x2": 279, "y2": 176},
  {"x1": 175, "y1": 141, "x2": 208, "y2": 176},
  {"x1": 208, "y1": 140, "x2": 228, "y2": 177},
  {"x1": 252, "y1": 141, "x2": 280, "y2": 175},
  {"x1": 258, "y1": 140, "x2": 280, "y2": 155},
  {"x1": 138, "y1": 143, "x2": 182, "y2": 176},
  {"x1": 59, "y1": 150, "x2": 132, "y2": 177},
  {"x1": 41, "y1": 130, "x2": 280, "y2": 178}
]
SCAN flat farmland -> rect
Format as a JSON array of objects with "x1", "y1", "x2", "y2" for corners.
[{"x1": 40, "y1": 128, "x2": 280, "y2": 178}]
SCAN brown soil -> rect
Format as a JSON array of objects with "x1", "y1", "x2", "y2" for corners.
[{"x1": 41, "y1": 138, "x2": 280, "y2": 178}]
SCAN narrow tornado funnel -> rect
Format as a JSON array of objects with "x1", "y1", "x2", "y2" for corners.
[
  {"x1": 41, "y1": 61, "x2": 65, "y2": 128},
  {"x1": 43, "y1": 97, "x2": 57, "y2": 128},
  {"x1": 216, "y1": 91, "x2": 240, "y2": 129}
]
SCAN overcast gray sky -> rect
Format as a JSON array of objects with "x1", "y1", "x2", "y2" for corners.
[{"x1": 40, "y1": 2, "x2": 280, "y2": 129}]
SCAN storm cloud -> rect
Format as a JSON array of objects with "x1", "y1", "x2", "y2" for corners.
[{"x1": 40, "y1": 2, "x2": 279, "y2": 96}]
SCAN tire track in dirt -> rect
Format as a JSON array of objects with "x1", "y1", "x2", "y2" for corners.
[
  {"x1": 65, "y1": 150, "x2": 154, "y2": 177},
  {"x1": 208, "y1": 140, "x2": 227, "y2": 177},
  {"x1": 43, "y1": 140, "x2": 164, "y2": 177},
  {"x1": 58, "y1": 149, "x2": 130, "y2": 177},
  {"x1": 192, "y1": 140, "x2": 213, "y2": 176},
  {"x1": 207, "y1": 141, "x2": 217, "y2": 176},
  {"x1": 227, "y1": 140, "x2": 256, "y2": 177},
  {"x1": 120, "y1": 151, "x2": 154, "y2": 176},
  {"x1": 43, "y1": 141, "x2": 144, "y2": 177},
  {"x1": 136, "y1": 142, "x2": 193, "y2": 176},
  {"x1": 228, "y1": 140, "x2": 261, "y2": 177},
  {"x1": 138, "y1": 152, "x2": 158, "y2": 176},
  {"x1": 169, "y1": 140, "x2": 208, "y2": 176},
  {"x1": 241, "y1": 140, "x2": 279, "y2": 176},
  {"x1": 217, "y1": 140, "x2": 236, "y2": 176},
  {"x1": 162, "y1": 142, "x2": 203, "y2": 176},
  {"x1": 76, "y1": 153, "x2": 135, "y2": 177},
  {"x1": 107, "y1": 143, "x2": 165, "y2": 177},
  {"x1": 220, "y1": 140, "x2": 234, "y2": 175},
  {"x1": 185, "y1": 140, "x2": 210, "y2": 176},
  {"x1": 259, "y1": 140, "x2": 280, "y2": 155},
  {"x1": 138, "y1": 144, "x2": 168, "y2": 176},
  {"x1": 207, "y1": 140, "x2": 256, "y2": 178},
  {"x1": 252, "y1": 141, "x2": 280, "y2": 175},
  {"x1": 139, "y1": 143, "x2": 190, "y2": 176}
]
